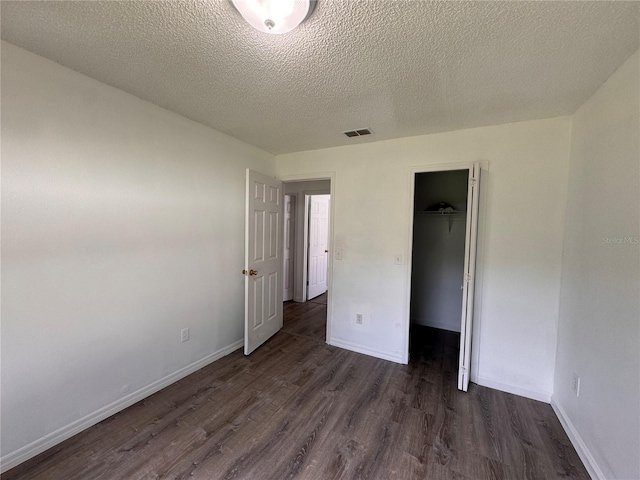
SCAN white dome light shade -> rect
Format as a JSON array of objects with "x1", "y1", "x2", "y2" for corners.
[{"x1": 231, "y1": 0, "x2": 314, "y2": 34}]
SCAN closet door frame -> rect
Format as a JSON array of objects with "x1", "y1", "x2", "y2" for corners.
[{"x1": 404, "y1": 161, "x2": 487, "y2": 391}]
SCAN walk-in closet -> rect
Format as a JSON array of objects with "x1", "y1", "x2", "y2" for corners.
[{"x1": 409, "y1": 167, "x2": 479, "y2": 391}]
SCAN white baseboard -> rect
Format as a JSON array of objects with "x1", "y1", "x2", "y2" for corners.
[
  {"x1": 0, "y1": 339, "x2": 244, "y2": 474},
  {"x1": 329, "y1": 337, "x2": 404, "y2": 364},
  {"x1": 475, "y1": 375, "x2": 552, "y2": 403},
  {"x1": 550, "y1": 397, "x2": 603, "y2": 480}
]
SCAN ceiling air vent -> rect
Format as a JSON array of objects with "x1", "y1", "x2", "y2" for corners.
[{"x1": 343, "y1": 128, "x2": 372, "y2": 138}]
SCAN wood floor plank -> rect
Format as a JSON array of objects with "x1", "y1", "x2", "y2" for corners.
[
  {"x1": 348, "y1": 415, "x2": 400, "y2": 480},
  {"x1": 2, "y1": 307, "x2": 590, "y2": 480},
  {"x1": 301, "y1": 434, "x2": 362, "y2": 480}
]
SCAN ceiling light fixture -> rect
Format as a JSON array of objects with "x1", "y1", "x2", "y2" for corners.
[{"x1": 231, "y1": 0, "x2": 316, "y2": 35}]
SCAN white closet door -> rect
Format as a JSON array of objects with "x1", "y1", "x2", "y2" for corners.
[{"x1": 458, "y1": 163, "x2": 481, "y2": 391}]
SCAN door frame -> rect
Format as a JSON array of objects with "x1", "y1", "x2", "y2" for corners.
[
  {"x1": 281, "y1": 172, "x2": 335, "y2": 344},
  {"x1": 404, "y1": 161, "x2": 488, "y2": 385},
  {"x1": 283, "y1": 194, "x2": 296, "y2": 302}
]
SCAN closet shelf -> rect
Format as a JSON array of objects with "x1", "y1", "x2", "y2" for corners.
[
  {"x1": 416, "y1": 210, "x2": 466, "y2": 232},
  {"x1": 416, "y1": 210, "x2": 466, "y2": 216}
]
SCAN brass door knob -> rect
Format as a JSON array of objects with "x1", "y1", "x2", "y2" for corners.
[
  {"x1": 324, "y1": 249, "x2": 329, "y2": 253},
  {"x1": 249, "y1": 269, "x2": 258, "y2": 276}
]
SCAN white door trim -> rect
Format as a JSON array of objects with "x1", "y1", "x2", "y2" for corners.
[
  {"x1": 281, "y1": 172, "x2": 335, "y2": 345},
  {"x1": 403, "y1": 162, "x2": 488, "y2": 380},
  {"x1": 283, "y1": 194, "x2": 296, "y2": 302}
]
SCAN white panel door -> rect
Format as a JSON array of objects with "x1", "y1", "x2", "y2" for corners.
[
  {"x1": 244, "y1": 169, "x2": 283, "y2": 355},
  {"x1": 283, "y1": 194, "x2": 295, "y2": 302},
  {"x1": 307, "y1": 194, "x2": 330, "y2": 300},
  {"x1": 458, "y1": 163, "x2": 481, "y2": 391}
]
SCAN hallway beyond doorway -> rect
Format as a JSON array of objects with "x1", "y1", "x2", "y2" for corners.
[{"x1": 282, "y1": 293, "x2": 327, "y2": 343}]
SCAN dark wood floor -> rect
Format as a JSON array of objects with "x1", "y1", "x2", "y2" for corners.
[
  {"x1": 3, "y1": 297, "x2": 589, "y2": 480},
  {"x1": 281, "y1": 293, "x2": 327, "y2": 342}
]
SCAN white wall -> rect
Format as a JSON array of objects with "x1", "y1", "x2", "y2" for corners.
[
  {"x1": 276, "y1": 116, "x2": 571, "y2": 401},
  {"x1": 284, "y1": 180, "x2": 331, "y2": 196},
  {"x1": 411, "y1": 170, "x2": 468, "y2": 332},
  {"x1": 553, "y1": 51, "x2": 639, "y2": 480},
  {"x1": 0, "y1": 42, "x2": 275, "y2": 469}
]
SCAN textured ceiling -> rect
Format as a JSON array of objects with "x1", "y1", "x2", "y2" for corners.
[{"x1": 2, "y1": 1, "x2": 639, "y2": 154}]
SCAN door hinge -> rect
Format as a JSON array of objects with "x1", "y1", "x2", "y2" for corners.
[
  {"x1": 465, "y1": 273, "x2": 472, "y2": 283},
  {"x1": 470, "y1": 178, "x2": 477, "y2": 187}
]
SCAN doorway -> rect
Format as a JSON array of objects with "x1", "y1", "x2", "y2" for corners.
[
  {"x1": 307, "y1": 194, "x2": 330, "y2": 300},
  {"x1": 283, "y1": 192, "x2": 330, "y2": 302},
  {"x1": 408, "y1": 164, "x2": 480, "y2": 391},
  {"x1": 282, "y1": 180, "x2": 331, "y2": 342}
]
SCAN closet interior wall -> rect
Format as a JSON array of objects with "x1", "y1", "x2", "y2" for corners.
[{"x1": 411, "y1": 170, "x2": 469, "y2": 333}]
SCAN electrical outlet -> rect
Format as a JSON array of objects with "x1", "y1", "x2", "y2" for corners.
[
  {"x1": 181, "y1": 328, "x2": 190, "y2": 343},
  {"x1": 335, "y1": 249, "x2": 343, "y2": 260},
  {"x1": 356, "y1": 313, "x2": 363, "y2": 325},
  {"x1": 394, "y1": 254, "x2": 403, "y2": 265},
  {"x1": 572, "y1": 373, "x2": 580, "y2": 397}
]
